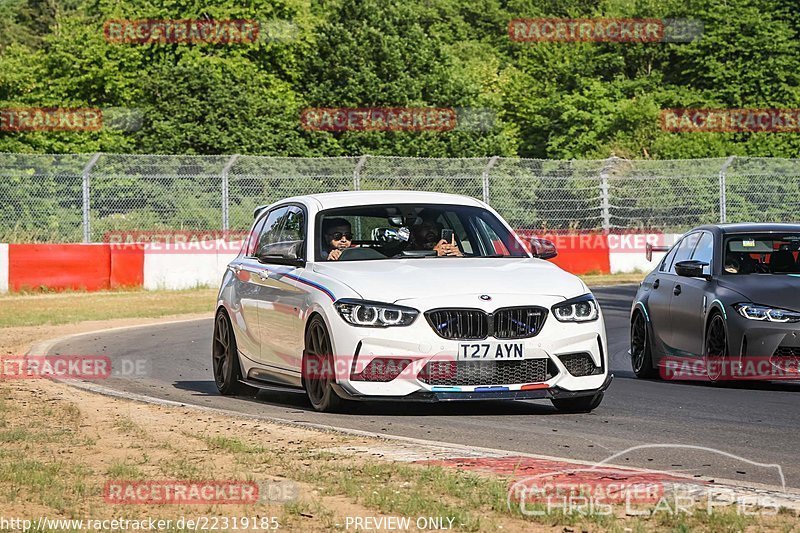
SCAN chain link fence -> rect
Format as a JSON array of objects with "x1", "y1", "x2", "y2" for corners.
[{"x1": 2, "y1": 153, "x2": 799, "y2": 243}]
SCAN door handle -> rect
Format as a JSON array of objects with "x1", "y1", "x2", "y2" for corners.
[
  {"x1": 653, "y1": 279, "x2": 660, "y2": 289},
  {"x1": 258, "y1": 270, "x2": 271, "y2": 281},
  {"x1": 673, "y1": 284, "x2": 682, "y2": 296}
]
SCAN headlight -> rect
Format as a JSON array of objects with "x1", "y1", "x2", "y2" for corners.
[
  {"x1": 334, "y1": 299, "x2": 419, "y2": 327},
  {"x1": 734, "y1": 303, "x2": 800, "y2": 323},
  {"x1": 551, "y1": 293, "x2": 599, "y2": 322}
]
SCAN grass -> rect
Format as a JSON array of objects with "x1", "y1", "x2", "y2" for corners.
[
  {"x1": 201, "y1": 434, "x2": 266, "y2": 455},
  {"x1": 582, "y1": 271, "x2": 646, "y2": 286},
  {"x1": 112, "y1": 415, "x2": 144, "y2": 436},
  {"x1": 106, "y1": 461, "x2": 144, "y2": 480},
  {"x1": 0, "y1": 287, "x2": 216, "y2": 327}
]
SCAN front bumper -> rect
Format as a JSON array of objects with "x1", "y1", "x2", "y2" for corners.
[
  {"x1": 331, "y1": 374, "x2": 613, "y2": 402},
  {"x1": 727, "y1": 313, "x2": 800, "y2": 360},
  {"x1": 327, "y1": 293, "x2": 610, "y2": 398}
]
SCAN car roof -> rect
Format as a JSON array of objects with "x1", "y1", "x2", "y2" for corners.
[
  {"x1": 693, "y1": 223, "x2": 800, "y2": 235},
  {"x1": 256, "y1": 190, "x2": 486, "y2": 214}
]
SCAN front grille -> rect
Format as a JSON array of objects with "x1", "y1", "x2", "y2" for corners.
[
  {"x1": 425, "y1": 309, "x2": 488, "y2": 340},
  {"x1": 558, "y1": 352, "x2": 602, "y2": 377},
  {"x1": 771, "y1": 346, "x2": 800, "y2": 374},
  {"x1": 773, "y1": 346, "x2": 800, "y2": 358},
  {"x1": 418, "y1": 358, "x2": 550, "y2": 386},
  {"x1": 425, "y1": 307, "x2": 547, "y2": 340}
]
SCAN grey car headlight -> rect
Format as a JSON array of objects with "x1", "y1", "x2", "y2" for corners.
[
  {"x1": 551, "y1": 293, "x2": 599, "y2": 322},
  {"x1": 734, "y1": 303, "x2": 800, "y2": 323},
  {"x1": 334, "y1": 299, "x2": 419, "y2": 327}
]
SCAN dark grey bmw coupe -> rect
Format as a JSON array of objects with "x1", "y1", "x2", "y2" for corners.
[{"x1": 630, "y1": 223, "x2": 800, "y2": 381}]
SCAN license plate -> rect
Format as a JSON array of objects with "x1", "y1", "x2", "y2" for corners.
[{"x1": 457, "y1": 342, "x2": 525, "y2": 361}]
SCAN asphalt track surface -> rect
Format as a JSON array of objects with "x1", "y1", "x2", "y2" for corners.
[{"x1": 48, "y1": 285, "x2": 800, "y2": 488}]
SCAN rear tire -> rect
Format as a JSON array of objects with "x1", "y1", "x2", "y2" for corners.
[
  {"x1": 302, "y1": 316, "x2": 344, "y2": 412},
  {"x1": 631, "y1": 311, "x2": 659, "y2": 379},
  {"x1": 212, "y1": 310, "x2": 255, "y2": 396},
  {"x1": 551, "y1": 392, "x2": 604, "y2": 413}
]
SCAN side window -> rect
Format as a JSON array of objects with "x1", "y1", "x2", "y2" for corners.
[
  {"x1": 659, "y1": 243, "x2": 679, "y2": 273},
  {"x1": 277, "y1": 207, "x2": 305, "y2": 242},
  {"x1": 255, "y1": 207, "x2": 289, "y2": 256},
  {"x1": 472, "y1": 217, "x2": 509, "y2": 256},
  {"x1": 691, "y1": 232, "x2": 714, "y2": 275},
  {"x1": 668, "y1": 232, "x2": 701, "y2": 273},
  {"x1": 276, "y1": 206, "x2": 306, "y2": 259},
  {"x1": 245, "y1": 215, "x2": 267, "y2": 256}
]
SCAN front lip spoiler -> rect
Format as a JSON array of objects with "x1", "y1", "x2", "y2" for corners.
[{"x1": 331, "y1": 373, "x2": 613, "y2": 403}]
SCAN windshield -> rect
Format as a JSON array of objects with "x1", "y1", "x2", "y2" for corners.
[
  {"x1": 723, "y1": 234, "x2": 800, "y2": 274},
  {"x1": 316, "y1": 203, "x2": 529, "y2": 261}
]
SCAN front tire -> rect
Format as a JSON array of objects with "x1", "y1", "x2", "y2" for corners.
[
  {"x1": 212, "y1": 310, "x2": 254, "y2": 396},
  {"x1": 704, "y1": 313, "x2": 728, "y2": 382},
  {"x1": 302, "y1": 316, "x2": 344, "y2": 412},
  {"x1": 631, "y1": 311, "x2": 658, "y2": 379},
  {"x1": 551, "y1": 392, "x2": 604, "y2": 413}
]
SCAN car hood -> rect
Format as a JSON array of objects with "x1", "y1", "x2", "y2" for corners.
[
  {"x1": 311, "y1": 258, "x2": 586, "y2": 303},
  {"x1": 717, "y1": 274, "x2": 800, "y2": 311}
]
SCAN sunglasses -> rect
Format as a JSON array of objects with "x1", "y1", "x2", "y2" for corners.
[{"x1": 328, "y1": 232, "x2": 353, "y2": 241}]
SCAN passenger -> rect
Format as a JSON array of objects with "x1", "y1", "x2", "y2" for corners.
[
  {"x1": 410, "y1": 211, "x2": 463, "y2": 257},
  {"x1": 322, "y1": 218, "x2": 353, "y2": 261}
]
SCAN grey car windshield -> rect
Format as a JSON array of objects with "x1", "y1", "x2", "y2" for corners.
[
  {"x1": 316, "y1": 204, "x2": 529, "y2": 261},
  {"x1": 723, "y1": 234, "x2": 800, "y2": 274}
]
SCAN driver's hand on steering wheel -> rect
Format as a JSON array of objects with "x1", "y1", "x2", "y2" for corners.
[{"x1": 327, "y1": 249, "x2": 343, "y2": 261}]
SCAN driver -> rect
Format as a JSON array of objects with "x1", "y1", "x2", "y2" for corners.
[
  {"x1": 410, "y1": 211, "x2": 463, "y2": 257},
  {"x1": 322, "y1": 218, "x2": 353, "y2": 261}
]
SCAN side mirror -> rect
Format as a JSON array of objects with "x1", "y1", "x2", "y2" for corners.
[
  {"x1": 256, "y1": 241, "x2": 305, "y2": 267},
  {"x1": 674, "y1": 260, "x2": 710, "y2": 279},
  {"x1": 530, "y1": 238, "x2": 558, "y2": 260}
]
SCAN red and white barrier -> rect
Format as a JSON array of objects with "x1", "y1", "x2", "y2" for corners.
[
  {"x1": 142, "y1": 243, "x2": 238, "y2": 290},
  {"x1": 4, "y1": 243, "x2": 143, "y2": 292},
  {"x1": 608, "y1": 233, "x2": 683, "y2": 274},
  {"x1": 0, "y1": 232, "x2": 685, "y2": 293},
  {"x1": 0, "y1": 243, "x2": 8, "y2": 293}
]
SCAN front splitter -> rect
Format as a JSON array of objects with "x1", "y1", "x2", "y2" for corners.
[{"x1": 332, "y1": 374, "x2": 613, "y2": 402}]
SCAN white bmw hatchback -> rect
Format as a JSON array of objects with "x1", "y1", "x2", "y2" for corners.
[{"x1": 213, "y1": 191, "x2": 611, "y2": 412}]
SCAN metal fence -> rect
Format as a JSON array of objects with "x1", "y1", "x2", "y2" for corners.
[{"x1": 2, "y1": 153, "x2": 799, "y2": 243}]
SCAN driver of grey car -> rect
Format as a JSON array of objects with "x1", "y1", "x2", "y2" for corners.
[
  {"x1": 410, "y1": 210, "x2": 463, "y2": 257},
  {"x1": 323, "y1": 218, "x2": 353, "y2": 261}
]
